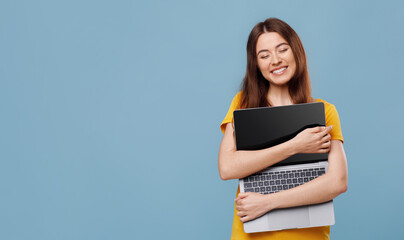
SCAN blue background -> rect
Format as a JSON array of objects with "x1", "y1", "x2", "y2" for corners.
[{"x1": 1, "y1": 0, "x2": 403, "y2": 239}]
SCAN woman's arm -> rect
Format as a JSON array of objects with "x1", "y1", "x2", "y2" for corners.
[
  {"x1": 218, "y1": 122, "x2": 333, "y2": 180},
  {"x1": 235, "y1": 139, "x2": 348, "y2": 222}
]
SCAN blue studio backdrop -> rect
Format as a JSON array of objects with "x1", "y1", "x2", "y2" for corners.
[{"x1": 1, "y1": 0, "x2": 403, "y2": 239}]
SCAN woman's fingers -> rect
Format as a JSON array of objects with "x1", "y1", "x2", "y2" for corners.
[
  {"x1": 235, "y1": 192, "x2": 248, "y2": 201},
  {"x1": 317, "y1": 127, "x2": 332, "y2": 140},
  {"x1": 311, "y1": 126, "x2": 324, "y2": 133},
  {"x1": 236, "y1": 193, "x2": 250, "y2": 202},
  {"x1": 235, "y1": 192, "x2": 271, "y2": 223},
  {"x1": 315, "y1": 125, "x2": 333, "y2": 135},
  {"x1": 235, "y1": 193, "x2": 251, "y2": 221},
  {"x1": 236, "y1": 211, "x2": 250, "y2": 222},
  {"x1": 235, "y1": 204, "x2": 244, "y2": 211},
  {"x1": 321, "y1": 140, "x2": 331, "y2": 148},
  {"x1": 321, "y1": 145, "x2": 331, "y2": 152},
  {"x1": 318, "y1": 133, "x2": 331, "y2": 153},
  {"x1": 322, "y1": 133, "x2": 331, "y2": 142},
  {"x1": 240, "y1": 215, "x2": 250, "y2": 223},
  {"x1": 322, "y1": 125, "x2": 333, "y2": 135},
  {"x1": 312, "y1": 125, "x2": 332, "y2": 133}
]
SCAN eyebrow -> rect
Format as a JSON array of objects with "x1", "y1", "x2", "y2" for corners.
[{"x1": 257, "y1": 42, "x2": 289, "y2": 55}]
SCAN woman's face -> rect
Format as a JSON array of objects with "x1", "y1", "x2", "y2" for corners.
[{"x1": 256, "y1": 32, "x2": 296, "y2": 86}]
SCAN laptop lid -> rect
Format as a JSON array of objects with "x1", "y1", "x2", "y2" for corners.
[{"x1": 233, "y1": 102, "x2": 327, "y2": 166}]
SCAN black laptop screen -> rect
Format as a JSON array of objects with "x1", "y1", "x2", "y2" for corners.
[{"x1": 233, "y1": 102, "x2": 328, "y2": 166}]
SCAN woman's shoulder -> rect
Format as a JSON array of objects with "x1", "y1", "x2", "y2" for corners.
[
  {"x1": 315, "y1": 98, "x2": 337, "y2": 111},
  {"x1": 315, "y1": 98, "x2": 343, "y2": 141},
  {"x1": 229, "y1": 91, "x2": 243, "y2": 108},
  {"x1": 220, "y1": 91, "x2": 244, "y2": 133},
  {"x1": 314, "y1": 98, "x2": 331, "y2": 105},
  {"x1": 233, "y1": 91, "x2": 243, "y2": 101},
  {"x1": 314, "y1": 98, "x2": 340, "y2": 121}
]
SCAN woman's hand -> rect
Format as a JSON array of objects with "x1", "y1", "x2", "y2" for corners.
[
  {"x1": 290, "y1": 126, "x2": 333, "y2": 154},
  {"x1": 235, "y1": 192, "x2": 275, "y2": 222}
]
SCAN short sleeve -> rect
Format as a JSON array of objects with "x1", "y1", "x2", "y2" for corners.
[
  {"x1": 220, "y1": 92, "x2": 242, "y2": 134},
  {"x1": 324, "y1": 102, "x2": 344, "y2": 143}
]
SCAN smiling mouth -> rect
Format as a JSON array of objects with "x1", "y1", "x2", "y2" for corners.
[{"x1": 271, "y1": 67, "x2": 288, "y2": 75}]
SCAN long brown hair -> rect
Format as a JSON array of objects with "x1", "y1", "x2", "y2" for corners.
[{"x1": 240, "y1": 18, "x2": 313, "y2": 108}]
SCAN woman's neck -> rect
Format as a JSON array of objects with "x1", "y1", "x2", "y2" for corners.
[{"x1": 267, "y1": 84, "x2": 293, "y2": 106}]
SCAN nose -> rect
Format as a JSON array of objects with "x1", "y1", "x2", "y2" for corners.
[{"x1": 271, "y1": 53, "x2": 281, "y2": 65}]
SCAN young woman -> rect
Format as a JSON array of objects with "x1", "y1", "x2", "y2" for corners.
[{"x1": 218, "y1": 18, "x2": 348, "y2": 240}]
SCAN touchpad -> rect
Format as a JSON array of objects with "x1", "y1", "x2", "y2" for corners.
[{"x1": 267, "y1": 206, "x2": 310, "y2": 230}]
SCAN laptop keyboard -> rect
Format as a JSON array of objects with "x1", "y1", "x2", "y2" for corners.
[{"x1": 243, "y1": 167, "x2": 326, "y2": 194}]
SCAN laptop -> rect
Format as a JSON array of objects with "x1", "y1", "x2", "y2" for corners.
[{"x1": 233, "y1": 102, "x2": 335, "y2": 233}]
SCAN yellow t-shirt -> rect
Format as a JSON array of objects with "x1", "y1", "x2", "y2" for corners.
[{"x1": 220, "y1": 91, "x2": 344, "y2": 240}]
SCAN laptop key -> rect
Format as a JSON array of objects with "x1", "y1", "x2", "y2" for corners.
[
  {"x1": 254, "y1": 188, "x2": 260, "y2": 192},
  {"x1": 245, "y1": 188, "x2": 254, "y2": 192},
  {"x1": 244, "y1": 183, "x2": 252, "y2": 188}
]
